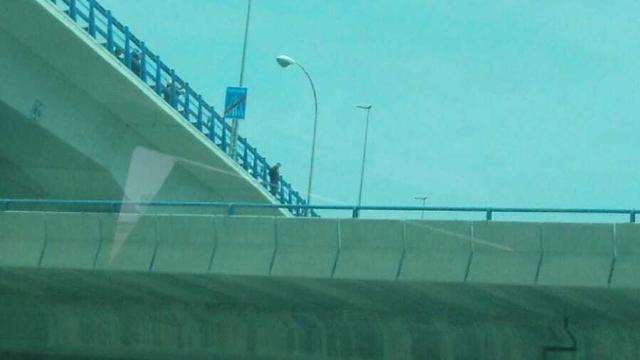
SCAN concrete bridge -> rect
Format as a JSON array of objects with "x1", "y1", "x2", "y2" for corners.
[
  {"x1": 2, "y1": 0, "x2": 640, "y2": 359},
  {"x1": 0, "y1": 0, "x2": 306, "y2": 215},
  {"x1": 1, "y1": 209, "x2": 640, "y2": 359}
]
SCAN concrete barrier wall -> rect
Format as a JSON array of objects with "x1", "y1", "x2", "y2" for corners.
[
  {"x1": 468, "y1": 222, "x2": 541, "y2": 285},
  {"x1": 153, "y1": 214, "x2": 216, "y2": 273},
  {"x1": 95, "y1": 213, "x2": 156, "y2": 271},
  {"x1": 0, "y1": 211, "x2": 46, "y2": 267},
  {"x1": 333, "y1": 219, "x2": 404, "y2": 280},
  {"x1": 1, "y1": 211, "x2": 637, "y2": 289},
  {"x1": 210, "y1": 216, "x2": 276, "y2": 276},
  {"x1": 610, "y1": 224, "x2": 640, "y2": 288},
  {"x1": 271, "y1": 218, "x2": 338, "y2": 278},
  {"x1": 40, "y1": 212, "x2": 101, "y2": 269},
  {"x1": 537, "y1": 223, "x2": 614, "y2": 287},
  {"x1": 400, "y1": 221, "x2": 472, "y2": 282}
]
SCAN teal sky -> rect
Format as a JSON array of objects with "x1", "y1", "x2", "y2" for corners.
[{"x1": 99, "y1": 0, "x2": 640, "y2": 216}]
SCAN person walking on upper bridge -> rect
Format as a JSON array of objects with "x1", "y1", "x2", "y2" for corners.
[
  {"x1": 162, "y1": 81, "x2": 184, "y2": 107},
  {"x1": 269, "y1": 163, "x2": 281, "y2": 196}
]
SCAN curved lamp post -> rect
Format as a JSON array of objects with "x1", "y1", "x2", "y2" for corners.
[
  {"x1": 356, "y1": 105, "x2": 372, "y2": 207},
  {"x1": 276, "y1": 55, "x2": 318, "y2": 213}
]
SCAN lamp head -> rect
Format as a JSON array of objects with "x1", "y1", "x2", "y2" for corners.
[
  {"x1": 276, "y1": 55, "x2": 296, "y2": 68},
  {"x1": 356, "y1": 104, "x2": 372, "y2": 110}
]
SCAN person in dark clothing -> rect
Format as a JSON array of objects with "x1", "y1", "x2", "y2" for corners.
[
  {"x1": 131, "y1": 49, "x2": 142, "y2": 78},
  {"x1": 114, "y1": 48, "x2": 142, "y2": 78},
  {"x1": 269, "y1": 163, "x2": 281, "y2": 196},
  {"x1": 162, "y1": 81, "x2": 184, "y2": 105}
]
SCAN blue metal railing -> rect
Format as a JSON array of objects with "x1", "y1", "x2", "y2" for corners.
[
  {"x1": 47, "y1": 0, "x2": 314, "y2": 217},
  {"x1": 1, "y1": 199, "x2": 638, "y2": 222}
]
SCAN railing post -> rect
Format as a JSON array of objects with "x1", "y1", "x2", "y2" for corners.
[
  {"x1": 106, "y1": 10, "x2": 114, "y2": 53},
  {"x1": 139, "y1": 42, "x2": 147, "y2": 82},
  {"x1": 352, "y1": 207, "x2": 360, "y2": 218},
  {"x1": 227, "y1": 204, "x2": 235, "y2": 216},
  {"x1": 69, "y1": 0, "x2": 77, "y2": 20},
  {"x1": 278, "y1": 176, "x2": 284, "y2": 200},
  {"x1": 170, "y1": 69, "x2": 177, "y2": 108},
  {"x1": 88, "y1": 0, "x2": 96, "y2": 37},
  {"x1": 209, "y1": 111, "x2": 216, "y2": 141},
  {"x1": 197, "y1": 96, "x2": 203, "y2": 131},
  {"x1": 262, "y1": 158, "x2": 268, "y2": 187},
  {"x1": 124, "y1": 26, "x2": 131, "y2": 68},
  {"x1": 631, "y1": 212, "x2": 636, "y2": 223},
  {"x1": 242, "y1": 139, "x2": 249, "y2": 170},
  {"x1": 486, "y1": 209, "x2": 493, "y2": 221},
  {"x1": 221, "y1": 120, "x2": 228, "y2": 152},
  {"x1": 252, "y1": 147, "x2": 258, "y2": 176},
  {"x1": 293, "y1": 193, "x2": 300, "y2": 216},
  {"x1": 154, "y1": 55, "x2": 162, "y2": 94},
  {"x1": 183, "y1": 83, "x2": 190, "y2": 119}
]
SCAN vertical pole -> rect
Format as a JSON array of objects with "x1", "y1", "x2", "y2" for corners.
[
  {"x1": 106, "y1": 10, "x2": 114, "y2": 53},
  {"x1": 221, "y1": 120, "x2": 228, "y2": 152},
  {"x1": 139, "y1": 42, "x2": 147, "y2": 82},
  {"x1": 197, "y1": 96, "x2": 203, "y2": 130},
  {"x1": 209, "y1": 111, "x2": 216, "y2": 141},
  {"x1": 69, "y1": 0, "x2": 77, "y2": 20},
  {"x1": 230, "y1": 0, "x2": 253, "y2": 159},
  {"x1": 486, "y1": 210, "x2": 493, "y2": 221},
  {"x1": 252, "y1": 148, "x2": 259, "y2": 176},
  {"x1": 88, "y1": 0, "x2": 96, "y2": 37},
  {"x1": 242, "y1": 139, "x2": 249, "y2": 169},
  {"x1": 262, "y1": 158, "x2": 268, "y2": 187},
  {"x1": 124, "y1": 26, "x2": 131, "y2": 68},
  {"x1": 415, "y1": 196, "x2": 427, "y2": 220},
  {"x1": 154, "y1": 55, "x2": 162, "y2": 94},
  {"x1": 278, "y1": 176, "x2": 284, "y2": 200},
  {"x1": 357, "y1": 107, "x2": 371, "y2": 207},
  {"x1": 170, "y1": 69, "x2": 177, "y2": 108},
  {"x1": 631, "y1": 212, "x2": 636, "y2": 223},
  {"x1": 183, "y1": 83, "x2": 190, "y2": 119}
]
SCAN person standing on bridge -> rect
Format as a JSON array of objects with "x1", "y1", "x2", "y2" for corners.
[
  {"x1": 269, "y1": 163, "x2": 281, "y2": 196},
  {"x1": 162, "y1": 81, "x2": 184, "y2": 107},
  {"x1": 131, "y1": 49, "x2": 142, "y2": 78}
]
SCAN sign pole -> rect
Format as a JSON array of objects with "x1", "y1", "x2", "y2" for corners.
[{"x1": 230, "y1": 0, "x2": 252, "y2": 159}]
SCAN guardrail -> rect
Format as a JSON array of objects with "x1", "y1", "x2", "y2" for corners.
[
  {"x1": 47, "y1": 0, "x2": 314, "y2": 216},
  {"x1": 1, "y1": 199, "x2": 638, "y2": 222}
]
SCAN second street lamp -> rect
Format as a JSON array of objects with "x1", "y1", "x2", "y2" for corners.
[
  {"x1": 356, "y1": 104, "x2": 372, "y2": 207},
  {"x1": 276, "y1": 55, "x2": 318, "y2": 214}
]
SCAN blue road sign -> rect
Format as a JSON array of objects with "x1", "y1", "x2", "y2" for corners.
[{"x1": 224, "y1": 86, "x2": 248, "y2": 119}]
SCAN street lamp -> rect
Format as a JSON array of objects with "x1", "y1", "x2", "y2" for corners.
[
  {"x1": 276, "y1": 55, "x2": 318, "y2": 213},
  {"x1": 356, "y1": 104, "x2": 372, "y2": 207},
  {"x1": 415, "y1": 196, "x2": 428, "y2": 219}
]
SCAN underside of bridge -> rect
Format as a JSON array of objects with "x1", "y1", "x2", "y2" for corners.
[{"x1": 0, "y1": 0, "x2": 283, "y2": 215}]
